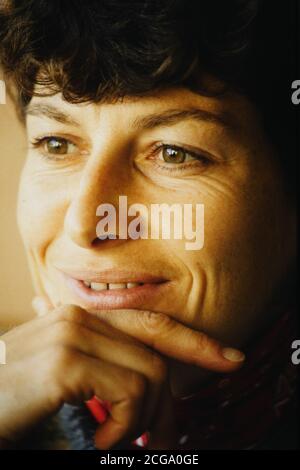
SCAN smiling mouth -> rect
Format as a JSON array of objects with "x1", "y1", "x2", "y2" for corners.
[
  {"x1": 58, "y1": 268, "x2": 171, "y2": 309},
  {"x1": 82, "y1": 281, "x2": 148, "y2": 291}
]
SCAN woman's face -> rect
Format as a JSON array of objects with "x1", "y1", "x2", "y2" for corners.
[{"x1": 18, "y1": 85, "x2": 295, "y2": 352}]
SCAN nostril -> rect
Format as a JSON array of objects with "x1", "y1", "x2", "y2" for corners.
[
  {"x1": 91, "y1": 234, "x2": 129, "y2": 248},
  {"x1": 94, "y1": 233, "x2": 118, "y2": 241}
]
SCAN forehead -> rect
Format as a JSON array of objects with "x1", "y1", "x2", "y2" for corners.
[{"x1": 25, "y1": 85, "x2": 255, "y2": 134}]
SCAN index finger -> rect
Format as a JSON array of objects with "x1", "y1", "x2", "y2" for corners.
[{"x1": 92, "y1": 309, "x2": 245, "y2": 372}]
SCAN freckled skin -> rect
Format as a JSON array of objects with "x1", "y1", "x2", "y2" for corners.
[{"x1": 18, "y1": 86, "x2": 296, "y2": 396}]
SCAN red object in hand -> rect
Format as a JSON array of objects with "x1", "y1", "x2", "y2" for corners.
[
  {"x1": 86, "y1": 396, "x2": 149, "y2": 447},
  {"x1": 86, "y1": 396, "x2": 111, "y2": 424}
]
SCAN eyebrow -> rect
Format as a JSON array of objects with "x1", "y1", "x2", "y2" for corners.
[
  {"x1": 132, "y1": 107, "x2": 232, "y2": 130},
  {"x1": 25, "y1": 103, "x2": 232, "y2": 130},
  {"x1": 25, "y1": 104, "x2": 80, "y2": 127}
]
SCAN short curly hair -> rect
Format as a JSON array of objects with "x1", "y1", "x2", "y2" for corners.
[{"x1": 0, "y1": 0, "x2": 298, "y2": 192}]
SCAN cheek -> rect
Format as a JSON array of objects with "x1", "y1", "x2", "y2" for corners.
[
  {"x1": 170, "y1": 175, "x2": 251, "y2": 265},
  {"x1": 17, "y1": 159, "x2": 72, "y2": 253},
  {"x1": 184, "y1": 179, "x2": 290, "y2": 343},
  {"x1": 174, "y1": 175, "x2": 275, "y2": 307}
]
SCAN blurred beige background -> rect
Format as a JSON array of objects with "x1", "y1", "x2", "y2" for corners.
[{"x1": 0, "y1": 73, "x2": 34, "y2": 329}]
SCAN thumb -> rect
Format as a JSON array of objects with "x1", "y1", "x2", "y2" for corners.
[{"x1": 32, "y1": 296, "x2": 53, "y2": 317}]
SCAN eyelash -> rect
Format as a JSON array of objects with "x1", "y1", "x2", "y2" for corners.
[
  {"x1": 147, "y1": 143, "x2": 212, "y2": 173},
  {"x1": 29, "y1": 136, "x2": 81, "y2": 161},
  {"x1": 29, "y1": 136, "x2": 213, "y2": 172}
]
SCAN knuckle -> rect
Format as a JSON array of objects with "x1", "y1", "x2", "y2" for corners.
[
  {"x1": 54, "y1": 305, "x2": 84, "y2": 324},
  {"x1": 140, "y1": 310, "x2": 172, "y2": 334},
  {"x1": 52, "y1": 320, "x2": 81, "y2": 345},
  {"x1": 195, "y1": 331, "x2": 211, "y2": 355}
]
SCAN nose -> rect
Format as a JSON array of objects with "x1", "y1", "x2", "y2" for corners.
[{"x1": 64, "y1": 153, "x2": 129, "y2": 249}]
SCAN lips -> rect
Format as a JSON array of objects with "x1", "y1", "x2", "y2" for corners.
[{"x1": 58, "y1": 268, "x2": 170, "y2": 310}]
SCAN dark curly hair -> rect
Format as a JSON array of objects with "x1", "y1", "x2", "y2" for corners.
[{"x1": 0, "y1": 0, "x2": 298, "y2": 192}]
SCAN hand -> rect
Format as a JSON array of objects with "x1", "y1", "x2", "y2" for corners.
[
  {"x1": 81, "y1": 307, "x2": 245, "y2": 449},
  {"x1": 32, "y1": 298, "x2": 245, "y2": 372},
  {"x1": 31, "y1": 298, "x2": 245, "y2": 449},
  {"x1": 0, "y1": 304, "x2": 178, "y2": 449}
]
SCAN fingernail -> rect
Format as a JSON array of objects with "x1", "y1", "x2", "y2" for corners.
[{"x1": 222, "y1": 347, "x2": 245, "y2": 362}]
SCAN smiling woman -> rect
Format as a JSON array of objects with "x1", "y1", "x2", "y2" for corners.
[{"x1": 0, "y1": 0, "x2": 298, "y2": 452}]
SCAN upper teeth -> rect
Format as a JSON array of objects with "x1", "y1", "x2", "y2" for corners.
[{"x1": 83, "y1": 281, "x2": 141, "y2": 290}]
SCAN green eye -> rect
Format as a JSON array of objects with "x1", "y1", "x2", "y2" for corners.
[
  {"x1": 162, "y1": 146, "x2": 186, "y2": 163},
  {"x1": 45, "y1": 137, "x2": 69, "y2": 155}
]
